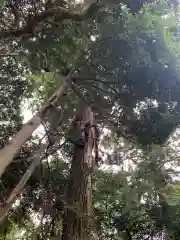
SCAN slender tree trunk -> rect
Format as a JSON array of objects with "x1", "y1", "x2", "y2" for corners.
[
  {"x1": 0, "y1": 114, "x2": 79, "y2": 223},
  {"x1": 62, "y1": 107, "x2": 96, "y2": 240},
  {"x1": 0, "y1": 74, "x2": 71, "y2": 178},
  {"x1": 0, "y1": 143, "x2": 46, "y2": 223}
]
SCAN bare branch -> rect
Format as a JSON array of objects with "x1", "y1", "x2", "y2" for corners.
[{"x1": 9, "y1": 3, "x2": 21, "y2": 29}]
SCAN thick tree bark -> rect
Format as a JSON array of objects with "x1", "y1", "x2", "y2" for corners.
[
  {"x1": 0, "y1": 74, "x2": 71, "y2": 178},
  {"x1": 62, "y1": 107, "x2": 96, "y2": 240}
]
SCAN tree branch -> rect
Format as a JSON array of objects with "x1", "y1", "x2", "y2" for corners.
[
  {"x1": 0, "y1": 73, "x2": 71, "y2": 178},
  {"x1": 0, "y1": 3, "x2": 100, "y2": 39},
  {"x1": 0, "y1": 113, "x2": 79, "y2": 223}
]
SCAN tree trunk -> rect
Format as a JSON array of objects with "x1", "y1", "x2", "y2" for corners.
[
  {"x1": 0, "y1": 74, "x2": 71, "y2": 178},
  {"x1": 62, "y1": 107, "x2": 96, "y2": 240},
  {"x1": 0, "y1": 113, "x2": 79, "y2": 223},
  {"x1": 0, "y1": 143, "x2": 46, "y2": 223}
]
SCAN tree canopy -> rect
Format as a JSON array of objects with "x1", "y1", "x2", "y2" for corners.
[{"x1": 1, "y1": 0, "x2": 180, "y2": 239}]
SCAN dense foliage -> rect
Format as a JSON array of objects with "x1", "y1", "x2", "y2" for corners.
[{"x1": 1, "y1": 0, "x2": 180, "y2": 239}]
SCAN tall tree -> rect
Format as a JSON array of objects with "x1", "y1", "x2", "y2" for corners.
[
  {"x1": 0, "y1": 0, "x2": 99, "y2": 177},
  {"x1": 1, "y1": 1, "x2": 180, "y2": 240}
]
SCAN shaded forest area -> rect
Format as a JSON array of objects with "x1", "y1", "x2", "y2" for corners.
[{"x1": 1, "y1": 0, "x2": 180, "y2": 239}]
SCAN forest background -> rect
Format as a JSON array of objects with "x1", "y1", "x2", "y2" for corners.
[{"x1": 1, "y1": 0, "x2": 180, "y2": 239}]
